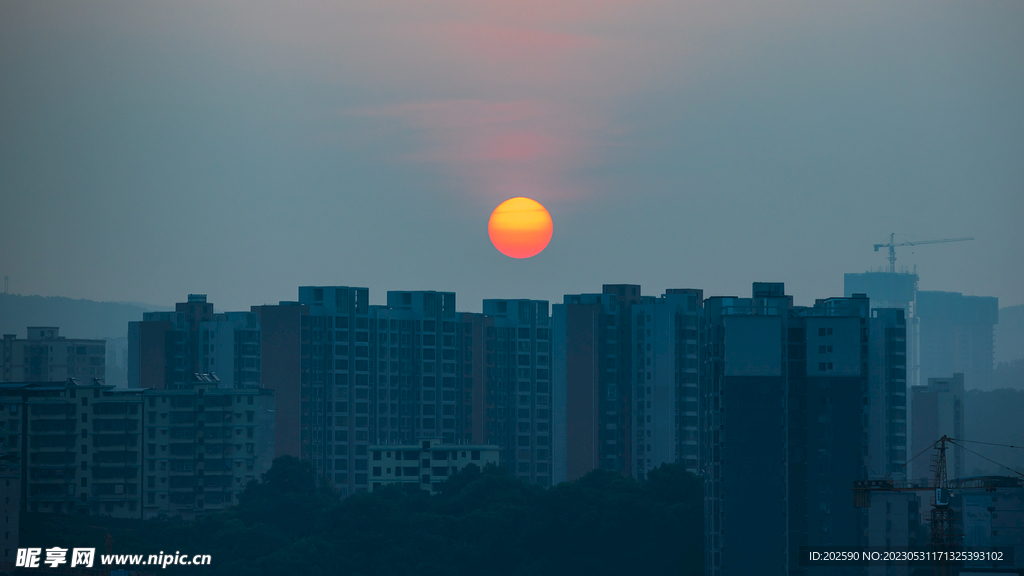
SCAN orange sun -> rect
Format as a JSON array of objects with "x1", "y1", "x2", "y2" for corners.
[{"x1": 488, "y1": 197, "x2": 553, "y2": 259}]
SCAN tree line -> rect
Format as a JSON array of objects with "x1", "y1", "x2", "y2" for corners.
[{"x1": 22, "y1": 458, "x2": 704, "y2": 576}]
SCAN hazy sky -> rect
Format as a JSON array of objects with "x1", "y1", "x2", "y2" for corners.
[{"x1": 2, "y1": 1, "x2": 1022, "y2": 313}]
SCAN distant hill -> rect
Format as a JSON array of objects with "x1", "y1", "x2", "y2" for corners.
[
  {"x1": 996, "y1": 304, "x2": 1024, "y2": 364},
  {"x1": 0, "y1": 293, "x2": 168, "y2": 340}
]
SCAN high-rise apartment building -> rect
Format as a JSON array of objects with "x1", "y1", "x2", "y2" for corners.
[
  {"x1": 481, "y1": 299, "x2": 553, "y2": 484},
  {"x1": 552, "y1": 286, "x2": 639, "y2": 483},
  {"x1": 866, "y1": 308, "x2": 909, "y2": 479},
  {"x1": 250, "y1": 301, "x2": 308, "y2": 459},
  {"x1": 629, "y1": 289, "x2": 703, "y2": 478},
  {"x1": 0, "y1": 401, "x2": 20, "y2": 568},
  {"x1": 298, "y1": 287, "x2": 488, "y2": 495},
  {"x1": 141, "y1": 381, "x2": 275, "y2": 519},
  {"x1": 845, "y1": 271, "x2": 919, "y2": 387},
  {"x1": 457, "y1": 312, "x2": 494, "y2": 447},
  {"x1": 2, "y1": 328, "x2": 105, "y2": 383},
  {"x1": 552, "y1": 285, "x2": 703, "y2": 484},
  {"x1": 291, "y1": 287, "x2": 560, "y2": 493},
  {"x1": 910, "y1": 373, "x2": 965, "y2": 481},
  {"x1": 702, "y1": 283, "x2": 872, "y2": 576},
  {"x1": 0, "y1": 460, "x2": 18, "y2": 566},
  {"x1": 0, "y1": 377, "x2": 273, "y2": 520},
  {"x1": 129, "y1": 295, "x2": 261, "y2": 391},
  {"x1": 917, "y1": 291, "x2": 998, "y2": 390}
]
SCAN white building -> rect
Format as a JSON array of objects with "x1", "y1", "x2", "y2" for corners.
[{"x1": 368, "y1": 437, "x2": 499, "y2": 494}]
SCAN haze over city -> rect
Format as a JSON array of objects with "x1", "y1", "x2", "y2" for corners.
[{"x1": 2, "y1": 1, "x2": 1022, "y2": 311}]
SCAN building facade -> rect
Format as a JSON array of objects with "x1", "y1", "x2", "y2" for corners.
[
  {"x1": 629, "y1": 289, "x2": 703, "y2": 478},
  {"x1": 917, "y1": 291, "x2": 998, "y2": 390},
  {"x1": 481, "y1": 299, "x2": 553, "y2": 485},
  {"x1": 953, "y1": 476, "x2": 1024, "y2": 570},
  {"x1": 128, "y1": 295, "x2": 261, "y2": 391},
  {"x1": 2, "y1": 328, "x2": 105, "y2": 383},
  {"x1": 702, "y1": 284, "x2": 874, "y2": 576},
  {"x1": 845, "y1": 271, "x2": 919, "y2": 388},
  {"x1": 0, "y1": 378, "x2": 273, "y2": 520},
  {"x1": 552, "y1": 285, "x2": 641, "y2": 483},
  {"x1": 0, "y1": 455, "x2": 20, "y2": 568},
  {"x1": 866, "y1": 308, "x2": 909, "y2": 479},
  {"x1": 368, "y1": 437, "x2": 499, "y2": 494},
  {"x1": 910, "y1": 373, "x2": 965, "y2": 481},
  {"x1": 141, "y1": 382, "x2": 274, "y2": 519},
  {"x1": 552, "y1": 285, "x2": 704, "y2": 484}
]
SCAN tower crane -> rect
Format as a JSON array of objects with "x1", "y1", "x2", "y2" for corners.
[
  {"x1": 873, "y1": 233, "x2": 974, "y2": 273},
  {"x1": 853, "y1": 436, "x2": 1024, "y2": 576}
]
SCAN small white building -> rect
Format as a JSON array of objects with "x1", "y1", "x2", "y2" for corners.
[{"x1": 368, "y1": 438, "x2": 499, "y2": 494}]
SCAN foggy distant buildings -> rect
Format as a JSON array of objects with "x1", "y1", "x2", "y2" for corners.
[
  {"x1": 844, "y1": 272, "x2": 1000, "y2": 391},
  {"x1": 845, "y1": 271, "x2": 919, "y2": 386},
  {"x1": 1, "y1": 327, "x2": 105, "y2": 382},
  {"x1": 910, "y1": 373, "x2": 965, "y2": 481},
  {"x1": 918, "y1": 291, "x2": 998, "y2": 390}
]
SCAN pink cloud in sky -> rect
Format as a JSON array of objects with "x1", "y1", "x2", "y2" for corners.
[
  {"x1": 347, "y1": 98, "x2": 604, "y2": 202},
  {"x1": 83, "y1": 0, "x2": 857, "y2": 205}
]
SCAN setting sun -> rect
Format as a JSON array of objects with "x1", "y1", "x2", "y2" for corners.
[{"x1": 488, "y1": 197, "x2": 553, "y2": 259}]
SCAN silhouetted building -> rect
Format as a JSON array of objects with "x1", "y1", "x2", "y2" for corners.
[
  {"x1": 629, "y1": 289, "x2": 703, "y2": 478},
  {"x1": 457, "y1": 312, "x2": 494, "y2": 447},
  {"x1": 298, "y1": 287, "x2": 502, "y2": 495},
  {"x1": 552, "y1": 285, "x2": 642, "y2": 483},
  {"x1": 141, "y1": 382, "x2": 275, "y2": 520},
  {"x1": 250, "y1": 301, "x2": 308, "y2": 459},
  {"x1": 129, "y1": 295, "x2": 259, "y2": 390},
  {"x1": 917, "y1": 290, "x2": 998, "y2": 390},
  {"x1": 0, "y1": 438, "x2": 20, "y2": 567},
  {"x1": 0, "y1": 377, "x2": 274, "y2": 521},
  {"x1": 0, "y1": 378, "x2": 142, "y2": 517},
  {"x1": 845, "y1": 271, "x2": 919, "y2": 387},
  {"x1": 481, "y1": 299, "x2": 552, "y2": 484},
  {"x1": 200, "y1": 311, "x2": 261, "y2": 389},
  {"x1": 1, "y1": 328, "x2": 105, "y2": 382},
  {"x1": 551, "y1": 285, "x2": 704, "y2": 484},
  {"x1": 952, "y1": 476, "x2": 1024, "y2": 570},
  {"x1": 863, "y1": 492, "x2": 923, "y2": 576},
  {"x1": 368, "y1": 437, "x2": 499, "y2": 494},
  {"x1": 293, "y1": 286, "x2": 372, "y2": 494},
  {"x1": 866, "y1": 308, "x2": 909, "y2": 479},
  {"x1": 910, "y1": 373, "x2": 965, "y2": 481},
  {"x1": 702, "y1": 283, "x2": 871, "y2": 576}
]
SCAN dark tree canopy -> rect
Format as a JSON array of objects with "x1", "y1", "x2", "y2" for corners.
[{"x1": 22, "y1": 458, "x2": 704, "y2": 576}]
